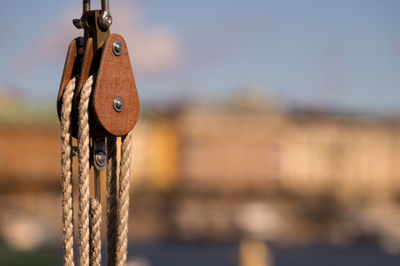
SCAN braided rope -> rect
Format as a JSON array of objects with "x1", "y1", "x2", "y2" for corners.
[
  {"x1": 78, "y1": 76, "x2": 94, "y2": 266},
  {"x1": 61, "y1": 75, "x2": 133, "y2": 266},
  {"x1": 116, "y1": 131, "x2": 133, "y2": 266},
  {"x1": 89, "y1": 198, "x2": 102, "y2": 266},
  {"x1": 61, "y1": 78, "x2": 76, "y2": 266},
  {"x1": 106, "y1": 137, "x2": 118, "y2": 266}
]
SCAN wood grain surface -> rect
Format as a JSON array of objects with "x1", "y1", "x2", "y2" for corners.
[
  {"x1": 92, "y1": 33, "x2": 140, "y2": 136},
  {"x1": 57, "y1": 38, "x2": 78, "y2": 120},
  {"x1": 74, "y1": 38, "x2": 94, "y2": 112}
]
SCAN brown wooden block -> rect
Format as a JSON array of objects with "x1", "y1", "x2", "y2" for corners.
[
  {"x1": 74, "y1": 38, "x2": 94, "y2": 112},
  {"x1": 92, "y1": 33, "x2": 140, "y2": 137},
  {"x1": 57, "y1": 37, "x2": 85, "y2": 121}
]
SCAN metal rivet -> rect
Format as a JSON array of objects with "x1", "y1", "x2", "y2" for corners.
[
  {"x1": 113, "y1": 41, "x2": 123, "y2": 56},
  {"x1": 113, "y1": 97, "x2": 124, "y2": 112},
  {"x1": 94, "y1": 152, "x2": 106, "y2": 169}
]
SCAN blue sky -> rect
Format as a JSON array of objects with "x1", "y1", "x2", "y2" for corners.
[{"x1": 1, "y1": 0, "x2": 399, "y2": 115}]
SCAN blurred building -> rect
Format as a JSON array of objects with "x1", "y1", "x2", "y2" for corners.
[
  {"x1": 1, "y1": 104, "x2": 400, "y2": 249},
  {"x1": 135, "y1": 106, "x2": 400, "y2": 200}
]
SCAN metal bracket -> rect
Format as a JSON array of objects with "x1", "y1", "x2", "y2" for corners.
[
  {"x1": 92, "y1": 138, "x2": 105, "y2": 202},
  {"x1": 93, "y1": 138, "x2": 106, "y2": 171},
  {"x1": 73, "y1": 0, "x2": 112, "y2": 52}
]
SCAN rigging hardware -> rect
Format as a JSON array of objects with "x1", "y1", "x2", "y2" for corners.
[{"x1": 58, "y1": 1, "x2": 139, "y2": 265}]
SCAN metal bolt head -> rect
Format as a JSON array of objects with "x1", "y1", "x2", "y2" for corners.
[
  {"x1": 113, "y1": 41, "x2": 124, "y2": 56},
  {"x1": 113, "y1": 97, "x2": 124, "y2": 112},
  {"x1": 94, "y1": 152, "x2": 106, "y2": 168},
  {"x1": 99, "y1": 11, "x2": 113, "y2": 29}
]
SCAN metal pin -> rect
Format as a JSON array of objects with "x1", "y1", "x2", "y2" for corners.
[
  {"x1": 83, "y1": 0, "x2": 90, "y2": 13},
  {"x1": 99, "y1": 0, "x2": 113, "y2": 29},
  {"x1": 101, "y1": 0, "x2": 109, "y2": 13}
]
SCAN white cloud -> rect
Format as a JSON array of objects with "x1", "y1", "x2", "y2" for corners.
[
  {"x1": 112, "y1": 2, "x2": 183, "y2": 75},
  {"x1": 17, "y1": 1, "x2": 183, "y2": 76}
]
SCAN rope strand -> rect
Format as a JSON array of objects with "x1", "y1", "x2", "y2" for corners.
[
  {"x1": 106, "y1": 136, "x2": 118, "y2": 266},
  {"x1": 61, "y1": 78, "x2": 77, "y2": 266},
  {"x1": 61, "y1": 76, "x2": 133, "y2": 266},
  {"x1": 89, "y1": 198, "x2": 102, "y2": 266},
  {"x1": 78, "y1": 76, "x2": 94, "y2": 266},
  {"x1": 116, "y1": 131, "x2": 133, "y2": 266}
]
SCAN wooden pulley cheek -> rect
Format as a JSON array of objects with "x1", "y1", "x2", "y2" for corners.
[
  {"x1": 92, "y1": 33, "x2": 140, "y2": 136},
  {"x1": 57, "y1": 37, "x2": 84, "y2": 121},
  {"x1": 74, "y1": 38, "x2": 94, "y2": 111}
]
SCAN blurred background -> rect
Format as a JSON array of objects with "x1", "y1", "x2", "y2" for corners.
[{"x1": 1, "y1": 0, "x2": 400, "y2": 265}]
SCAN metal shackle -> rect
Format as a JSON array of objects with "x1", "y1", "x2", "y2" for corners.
[{"x1": 83, "y1": 0, "x2": 113, "y2": 29}]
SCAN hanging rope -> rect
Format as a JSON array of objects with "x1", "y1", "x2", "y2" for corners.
[
  {"x1": 77, "y1": 76, "x2": 93, "y2": 266},
  {"x1": 106, "y1": 136, "x2": 118, "y2": 266},
  {"x1": 61, "y1": 78, "x2": 77, "y2": 266},
  {"x1": 116, "y1": 131, "x2": 132, "y2": 266},
  {"x1": 89, "y1": 197, "x2": 102, "y2": 266},
  {"x1": 60, "y1": 76, "x2": 133, "y2": 266}
]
